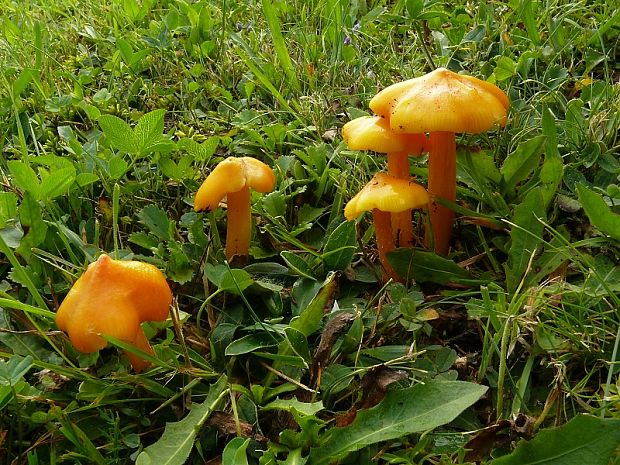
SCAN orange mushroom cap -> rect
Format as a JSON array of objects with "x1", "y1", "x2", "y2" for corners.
[
  {"x1": 344, "y1": 173, "x2": 429, "y2": 220},
  {"x1": 369, "y1": 67, "x2": 509, "y2": 134},
  {"x1": 342, "y1": 116, "x2": 427, "y2": 155},
  {"x1": 194, "y1": 157, "x2": 276, "y2": 212},
  {"x1": 56, "y1": 254, "x2": 172, "y2": 367}
]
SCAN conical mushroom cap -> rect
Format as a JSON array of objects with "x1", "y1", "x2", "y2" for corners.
[
  {"x1": 56, "y1": 254, "x2": 172, "y2": 354},
  {"x1": 342, "y1": 116, "x2": 426, "y2": 154},
  {"x1": 194, "y1": 157, "x2": 276, "y2": 212},
  {"x1": 344, "y1": 173, "x2": 429, "y2": 220},
  {"x1": 369, "y1": 68, "x2": 509, "y2": 134}
]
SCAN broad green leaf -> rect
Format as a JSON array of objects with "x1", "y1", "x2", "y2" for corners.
[
  {"x1": 0, "y1": 192, "x2": 18, "y2": 228},
  {"x1": 0, "y1": 355, "x2": 33, "y2": 386},
  {"x1": 406, "y1": 0, "x2": 424, "y2": 19},
  {"x1": 505, "y1": 188, "x2": 546, "y2": 294},
  {"x1": 290, "y1": 272, "x2": 337, "y2": 337},
  {"x1": 137, "y1": 205, "x2": 173, "y2": 240},
  {"x1": 281, "y1": 251, "x2": 315, "y2": 280},
  {"x1": 539, "y1": 107, "x2": 563, "y2": 208},
  {"x1": 309, "y1": 380, "x2": 487, "y2": 464},
  {"x1": 40, "y1": 166, "x2": 76, "y2": 200},
  {"x1": 262, "y1": 397, "x2": 324, "y2": 417},
  {"x1": 576, "y1": 184, "x2": 620, "y2": 241},
  {"x1": 322, "y1": 221, "x2": 356, "y2": 271},
  {"x1": 98, "y1": 114, "x2": 136, "y2": 154},
  {"x1": 500, "y1": 135, "x2": 546, "y2": 198},
  {"x1": 222, "y1": 437, "x2": 250, "y2": 465},
  {"x1": 134, "y1": 109, "x2": 170, "y2": 155},
  {"x1": 7, "y1": 161, "x2": 40, "y2": 198},
  {"x1": 491, "y1": 415, "x2": 620, "y2": 465},
  {"x1": 225, "y1": 333, "x2": 280, "y2": 356},
  {"x1": 388, "y1": 248, "x2": 481, "y2": 286},
  {"x1": 136, "y1": 376, "x2": 228, "y2": 465},
  {"x1": 12, "y1": 68, "x2": 37, "y2": 99},
  {"x1": 204, "y1": 264, "x2": 254, "y2": 294}
]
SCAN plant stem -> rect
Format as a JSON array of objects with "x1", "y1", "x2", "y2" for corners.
[
  {"x1": 372, "y1": 209, "x2": 401, "y2": 283},
  {"x1": 225, "y1": 186, "x2": 251, "y2": 261},
  {"x1": 387, "y1": 152, "x2": 414, "y2": 247},
  {"x1": 426, "y1": 131, "x2": 456, "y2": 256}
]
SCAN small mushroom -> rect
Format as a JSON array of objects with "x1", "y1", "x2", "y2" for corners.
[
  {"x1": 344, "y1": 173, "x2": 429, "y2": 282},
  {"x1": 55, "y1": 254, "x2": 173, "y2": 372},
  {"x1": 342, "y1": 115, "x2": 428, "y2": 247},
  {"x1": 370, "y1": 67, "x2": 509, "y2": 256},
  {"x1": 194, "y1": 157, "x2": 276, "y2": 261}
]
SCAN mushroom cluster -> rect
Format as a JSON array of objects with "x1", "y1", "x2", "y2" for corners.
[
  {"x1": 345, "y1": 67, "x2": 509, "y2": 256},
  {"x1": 370, "y1": 67, "x2": 509, "y2": 255},
  {"x1": 56, "y1": 254, "x2": 173, "y2": 372}
]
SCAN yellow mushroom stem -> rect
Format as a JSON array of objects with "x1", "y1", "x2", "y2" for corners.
[
  {"x1": 225, "y1": 185, "x2": 251, "y2": 261},
  {"x1": 426, "y1": 131, "x2": 457, "y2": 256},
  {"x1": 371, "y1": 209, "x2": 402, "y2": 283},
  {"x1": 387, "y1": 151, "x2": 412, "y2": 248}
]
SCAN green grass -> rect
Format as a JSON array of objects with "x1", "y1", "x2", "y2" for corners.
[{"x1": 1, "y1": 0, "x2": 620, "y2": 463}]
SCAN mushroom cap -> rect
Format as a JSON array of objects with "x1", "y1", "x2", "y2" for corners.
[
  {"x1": 194, "y1": 157, "x2": 276, "y2": 212},
  {"x1": 342, "y1": 116, "x2": 426, "y2": 154},
  {"x1": 344, "y1": 173, "x2": 429, "y2": 220},
  {"x1": 369, "y1": 67, "x2": 509, "y2": 134},
  {"x1": 56, "y1": 254, "x2": 172, "y2": 353}
]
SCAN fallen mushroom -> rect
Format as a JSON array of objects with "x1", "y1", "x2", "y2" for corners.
[
  {"x1": 369, "y1": 67, "x2": 509, "y2": 256},
  {"x1": 342, "y1": 116, "x2": 428, "y2": 247},
  {"x1": 194, "y1": 156, "x2": 276, "y2": 261},
  {"x1": 344, "y1": 173, "x2": 429, "y2": 282},
  {"x1": 56, "y1": 254, "x2": 173, "y2": 372}
]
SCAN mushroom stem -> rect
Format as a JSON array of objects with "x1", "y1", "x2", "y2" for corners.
[
  {"x1": 225, "y1": 185, "x2": 251, "y2": 261},
  {"x1": 124, "y1": 326, "x2": 154, "y2": 373},
  {"x1": 372, "y1": 209, "x2": 402, "y2": 283},
  {"x1": 387, "y1": 152, "x2": 414, "y2": 247},
  {"x1": 426, "y1": 131, "x2": 457, "y2": 256}
]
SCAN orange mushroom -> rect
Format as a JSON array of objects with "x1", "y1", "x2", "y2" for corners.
[
  {"x1": 369, "y1": 67, "x2": 509, "y2": 256},
  {"x1": 56, "y1": 254, "x2": 173, "y2": 372},
  {"x1": 342, "y1": 116, "x2": 428, "y2": 247},
  {"x1": 345, "y1": 173, "x2": 429, "y2": 282},
  {"x1": 194, "y1": 157, "x2": 276, "y2": 261}
]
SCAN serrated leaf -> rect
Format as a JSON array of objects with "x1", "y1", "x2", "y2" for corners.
[
  {"x1": 576, "y1": 184, "x2": 620, "y2": 241},
  {"x1": 491, "y1": 415, "x2": 620, "y2": 465},
  {"x1": 99, "y1": 114, "x2": 136, "y2": 154},
  {"x1": 500, "y1": 135, "x2": 546, "y2": 198},
  {"x1": 134, "y1": 109, "x2": 169, "y2": 155},
  {"x1": 309, "y1": 381, "x2": 487, "y2": 464},
  {"x1": 136, "y1": 376, "x2": 228, "y2": 465},
  {"x1": 505, "y1": 187, "x2": 546, "y2": 294},
  {"x1": 222, "y1": 438, "x2": 250, "y2": 465}
]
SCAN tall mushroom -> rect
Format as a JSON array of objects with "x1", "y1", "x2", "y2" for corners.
[
  {"x1": 342, "y1": 116, "x2": 428, "y2": 247},
  {"x1": 194, "y1": 156, "x2": 276, "y2": 261},
  {"x1": 56, "y1": 254, "x2": 173, "y2": 372},
  {"x1": 345, "y1": 173, "x2": 429, "y2": 282},
  {"x1": 369, "y1": 67, "x2": 509, "y2": 256}
]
